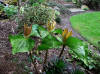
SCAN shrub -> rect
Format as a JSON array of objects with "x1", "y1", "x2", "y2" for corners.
[
  {"x1": 0, "y1": 3, "x2": 4, "y2": 13},
  {"x1": 72, "y1": 0, "x2": 82, "y2": 7},
  {"x1": 86, "y1": 0, "x2": 100, "y2": 9},
  {"x1": 73, "y1": 0, "x2": 100, "y2": 9},
  {"x1": 55, "y1": 10, "x2": 60, "y2": 16},
  {"x1": 47, "y1": 1, "x2": 57, "y2": 7},
  {"x1": 57, "y1": 4, "x2": 71, "y2": 15},
  {"x1": 4, "y1": 5, "x2": 18, "y2": 17},
  {"x1": 28, "y1": 0, "x2": 47, "y2": 5},
  {"x1": 20, "y1": 4, "x2": 55, "y2": 25},
  {"x1": 4, "y1": 0, "x2": 17, "y2": 5}
]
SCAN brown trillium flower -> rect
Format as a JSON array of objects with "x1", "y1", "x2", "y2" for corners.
[
  {"x1": 24, "y1": 24, "x2": 32, "y2": 38},
  {"x1": 62, "y1": 28, "x2": 72, "y2": 43},
  {"x1": 47, "y1": 20, "x2": 56, "y2": 32}
]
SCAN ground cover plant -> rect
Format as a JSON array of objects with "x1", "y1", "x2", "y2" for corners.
[
  {"x1": 0, "y1": 2, "x2": 18, "y2": 19},
  {"x1": 70, "y1": 12, "x2": 100, "y2": 48},
  {"x1": 9, "y1": 16, "x2": 100, "y2": 74},
  {"x1": 9, "y1": 22, "x2": 91, "y2": 73}
]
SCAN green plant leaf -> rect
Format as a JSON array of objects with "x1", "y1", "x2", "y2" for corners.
[
  {"x1": 38, "y1": 35, "x2": 62, "y2": 50},
  {"x1": 52, "y1": 28, "x2": 63, "y2": 43},
  {"x1": 65, "y1": 37, "x2": 83, "y2": 48},
  {"x1": 4, "y1": 5, "x2": 18, "y2": 17},
  {"x1": 52, "y1": 28, "x2": 63, "y2": 34},
  {"x1": 66, "y1": 37, "x2": 89, "y2": 66},
  {"x1": 31, "y1": 24, "x2": 49, "y2": 38},
  {"x1": 55, "y1": 59, "x2": 65, "y2": 68},
  {"x1": 32, "y1": 3, "x2": 40, "y2": 7},
  {"x1": 30, "y1": 24, "x2": 40, "y2": 37},
  {"x1": 39, "y1": 26, "x2": 49, "y2": 39},
  {"x1": 55, "y1": 36, "x2": 63, "y2": 43},
  {"x1": 71, "y1": 68, "x2": 85, "y2": 74},
  {"x1": 9, "y1": 35, "x2": 35, "y2": 54}
]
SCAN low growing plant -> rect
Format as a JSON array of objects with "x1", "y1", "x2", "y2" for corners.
[
  {"x1": 44, "y1": 58, "x2": 66, "y2": 74},
  {"x1": 9, "y1": 22, "x2": 93, "y2": 73},
  {"x1": 4, "y1": 0, "x2": 17, "y2": 5},
  {"x1": 28, "y1": 0, "x2": 47, "y2": 5},
  {"x1": 4, "y1": 5, "x2": 18, "y2": 17},
  {"x1": 0, "y1": 3, "x2": 5, "y2": 12}
]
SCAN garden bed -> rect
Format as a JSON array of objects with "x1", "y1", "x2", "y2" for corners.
[{"x1": 0, "y1": 0, "x2": 100, "y2": 74}]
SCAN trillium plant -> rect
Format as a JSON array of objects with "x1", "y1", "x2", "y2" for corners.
[{"x1": 9, "y1": 20, "x2": 91, "y2": 73}]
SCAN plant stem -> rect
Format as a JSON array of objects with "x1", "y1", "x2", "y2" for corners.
[
  {"x1": 42, "y1": 50, "x2": 49, "y2": 72},
  {"x1": 59, "y1": 45, "x2": 65, "y2": 58},
  {"x1": 44, "y1": 50, "x2": 48, "y2": 64},
  {"x1": 29, "y1": 52, "x2": 39, "y2": 74}
]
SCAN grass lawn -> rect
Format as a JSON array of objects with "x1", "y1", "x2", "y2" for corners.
[{"x1": 70, "y1": 12, "x2": 100, "y2": 47}]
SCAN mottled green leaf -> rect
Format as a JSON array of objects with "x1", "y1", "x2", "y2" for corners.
[
  {"x1": 66, "y1": 37, "x2": 89, "y2": 66},
  {"x1": 38, "y1": 35, "x2": 62, "y2": 50},
  {"x1": 30, "y1": 24, "x2": 40, "y2": 37},
  {"x1": 52, "y1": 28, "x2": 63, "y2": 34},
  {"x1": 9, "y1": 35, "x2": 35, "y2": 54},
  {"x1": 39, "y1": 26, "x2": 49, "y2": 39},
  {"x1": 31, "y1": 24, "x2": 49, "y2": 38}
]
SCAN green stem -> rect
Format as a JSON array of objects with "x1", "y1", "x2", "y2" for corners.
[
  {"x1": 29, "y1": 52, "x2": 39, "y2": 74},
  {"x1": 59, "y1": 45, "x2": 65, "y2": 58}
]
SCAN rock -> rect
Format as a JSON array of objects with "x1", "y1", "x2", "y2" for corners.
[
  {"x1": 68, "y1": 8, "x2": 85, "y2": 13},
  {"x1": 81, "y1": 5, "x2": 89, "y2": 10},
  {"x1": 64, "y1": 4, "x2": 76, "y2": 8},
  {"x1": 72, "y1": 0, "x2": 77, "y2": 4},
  {"x1": 54, "y1": 6, "x2": 60, "y2": 11}
]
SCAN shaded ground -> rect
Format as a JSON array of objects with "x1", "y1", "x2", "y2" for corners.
[{"x1": 0, "y1": 20, "x2": 30, "y2": 74}]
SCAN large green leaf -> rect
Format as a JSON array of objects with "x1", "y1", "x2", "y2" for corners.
[
  {"x1": 38, "y1": 26, "x2": 49, "y2": 39},
  {"x1": 67, "y1": 37, "x2": 95, "y2": 69},
  {"x1": 52, "y1": 28, "x2": 63, "y2": 34},
  {"x1": 66, "y1": 37, "x2": 89, "y2": 66},
  {"x1": 31, "y1": 24, "x2": 49, "y2": 39},
  {"x1": 38, "y1": 35, "x2": 62, "y2": 50},
  {"x1": 30, "y1": 24, "x2": 40, "y2": 37},
  {"x1": 9, "y1": 35, "x2": 35, "y2": 54},
  {"x1": 55, "y1": 36, "x2": 63, "y2": 43},
  {"x1": 52, "y1": 28, "x2": 63, "y2": 43},
  {"x1": 65, "y1": 37, "x2": 83, "y2": 49}
]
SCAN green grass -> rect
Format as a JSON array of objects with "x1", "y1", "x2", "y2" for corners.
[{"x1": 70, "y1": 12, "x2": 100, "y2": 47}]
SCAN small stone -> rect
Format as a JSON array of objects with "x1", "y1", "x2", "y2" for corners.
[
  {"x1": 54, "y1": 6, "x2": 60, "y2": 11},
  {"x1": 81, "y1": 5, "x2": 89, "y2": 10},
  {"x1": 69, "y1": 8, "x2": 85, "y2": 13}
]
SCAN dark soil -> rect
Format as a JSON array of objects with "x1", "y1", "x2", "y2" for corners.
[{"x1": 0, "y1": 20, "x2": 32, "y2": 74}]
